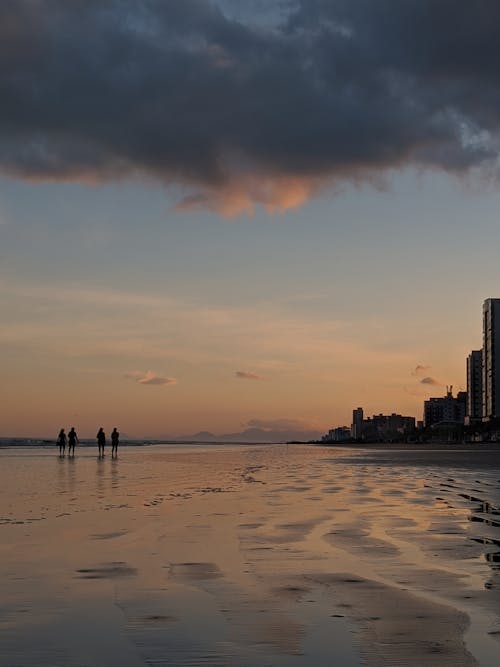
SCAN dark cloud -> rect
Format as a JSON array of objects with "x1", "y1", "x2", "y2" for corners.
[
  {"x1": 420, "y1": 376, "x2": 441, "y2": 386},
  {"x1": 235, "y1": 370, "x2": 263, "y2": 380},
  {"x1": 3, "y1": 1, "x2": 500, "y2": 212}
]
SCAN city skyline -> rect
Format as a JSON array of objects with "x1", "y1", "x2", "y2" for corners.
[{"x1": 2, "y1": 2, "x2": 500, "y2": 438}]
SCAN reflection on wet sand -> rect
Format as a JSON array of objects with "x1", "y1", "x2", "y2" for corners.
[
  {"x1": 307, "y1": 572, "x2": 474, "y2": 667},
  {"x1": 1, "y1": 444, "x2": 500, "y2": 666},
  {"x1": 169, "y1": 561, "x2": 223, "y2": 581},
  {"x1": 75, "y1": 562, "x2": 138, "y2": 579}
]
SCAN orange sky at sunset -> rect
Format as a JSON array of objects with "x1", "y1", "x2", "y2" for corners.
[{"x1": 2, "y1": 2, "x2": 500, "y2": 438}]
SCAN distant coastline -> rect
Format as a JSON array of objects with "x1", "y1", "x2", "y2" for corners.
[
  {"x1": 0, "y1": 438, "x2": 286, "y2": 448},
  {"x1": 2, "y1": 437, "x2": 500, "y2": 450}
]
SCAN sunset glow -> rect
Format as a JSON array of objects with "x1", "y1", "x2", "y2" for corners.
[{"x1": 1, "y1": 1, "x2": 500, "y2": 439}]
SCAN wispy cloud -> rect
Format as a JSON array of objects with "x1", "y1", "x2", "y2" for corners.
[
  {"x1": 0, "y1": 280, "x2": 419, "y2": 379},
  {"x1": 125, "y1": 370, "x2": 177, "y2": 386},
  {"x1": 235, "y1": 370, "x2": 264, "y2": 381},
  {"x1": 1, "y1": 279, "x2": 432, "y2": 419},
  {"x1": 0, "y1": 283, "x2": 180, "y2": 310}
]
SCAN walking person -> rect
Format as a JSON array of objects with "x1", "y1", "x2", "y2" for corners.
[
  {"x1": 96, "y1": 427, "x2": 106, "y2": 458},
  {"x1": 57, "y1": 428, "x2": 67, "y2": 456},
  {"x1": 111, "y1": 427, "x2": 120, "y2": 457},
  {"x1": 68, "y1": 427, "x2": 79, "y2": 456}
]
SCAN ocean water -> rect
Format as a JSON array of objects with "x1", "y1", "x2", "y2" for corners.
[{"x1": 1, "y1": 443, "x2": 499, "y2": 666}]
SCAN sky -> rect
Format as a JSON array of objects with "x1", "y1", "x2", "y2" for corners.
[{"x1": 1, "y1": 0, "x2": 500, "y2": 438}]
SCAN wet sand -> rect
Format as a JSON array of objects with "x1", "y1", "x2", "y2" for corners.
[{"x1": 1, "y1": 443, "x2": 500, "y2": 666}]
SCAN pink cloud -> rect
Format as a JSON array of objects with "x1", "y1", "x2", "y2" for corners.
[{"x1": 125, "y1": 370, "x2": 177, "y2": 386}]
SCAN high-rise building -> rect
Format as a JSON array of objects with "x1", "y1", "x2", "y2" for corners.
[
  {"x1": 351, "y1": 407, "x2": 364, "y2": 439},
  {"x1": 482, "y1": 298, "x2": 500, "y2": 420},
  {"x1": 466, "y1": 350, "x2": 483, "y2": 421}
]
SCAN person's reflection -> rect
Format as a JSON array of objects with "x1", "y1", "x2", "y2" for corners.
[
  {"x1": 96, "y1": 457, "x2": 105, "y2": 498},
  {"x1": 67, "y1": 454, "x2": 76, "y2": 498},
  {"x1": 56, "y1": 455, "x2": 67, "y2": 495},
  {"x1": 111, "y1": 457, "x2": 119, "y2": 490}
]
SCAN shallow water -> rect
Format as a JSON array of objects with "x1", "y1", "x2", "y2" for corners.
[{"x1": 1, "y1": 444, "x2": 499, "y2": 666}]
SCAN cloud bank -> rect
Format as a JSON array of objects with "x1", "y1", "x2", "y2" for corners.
[{"x1": 3, "y1": 1, "x2": 500, "y2": 212}]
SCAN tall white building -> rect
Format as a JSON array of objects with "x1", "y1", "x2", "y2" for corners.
[{"x1": 482, "y1": 298, "x2": 500, "y2": 420}]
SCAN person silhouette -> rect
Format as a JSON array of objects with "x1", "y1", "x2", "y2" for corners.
[
  {"x1": 68, "y1": 427, "x2": 79, "y2": 456},
  {"x1": 111, "y1": 427, "x2": 119, "y2": 457},
  {"x1": 96, "y1": 427, "x2": 106, "y2": 458},
  {"x1": 57, "y1": 428, "x2": 67, "y2": 456}
]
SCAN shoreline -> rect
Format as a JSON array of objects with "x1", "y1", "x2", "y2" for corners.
[
  {"x1": 2, "y1": 443, "x2": 499, "y2": 666},
  {"x1": 2, "y1": 438, "x2": 500, "y2": 448}
]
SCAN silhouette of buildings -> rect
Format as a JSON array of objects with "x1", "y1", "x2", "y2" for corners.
[
  {"x1": 348, "y1": 410, "x2": 415, "y2": 442},
  {"x1": 464, "y1": 298, "x2": 500, "y2": 429},
  {"x1": 322, "y1": 426, "x2": 351, "y2": 442},
  {"x1": 482, "y1": 298, "x2": 500, "y2": 420},
  {"x1": 321, "y1": 298, "x2": 500, "y2": 443},
  {"x1": 466, "y1": 350, "x2": 483, "y2": 423},
  {"x1": 424, "y1": 387, "x2": 466, "y2": 428},
  {"x1": 351, "y1": 407, "x2": 364, "y2": 439}
]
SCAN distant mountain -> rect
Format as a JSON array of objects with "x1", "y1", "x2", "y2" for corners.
[
  {"x1": 174, "y1": 427, "x2": 321, "y2": 443},
  {"x1": 188, "y1": 431, "x2": 218, "y2": 441}
]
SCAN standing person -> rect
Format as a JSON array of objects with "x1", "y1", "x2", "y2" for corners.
[
  {"x1": 57, "y1": 428, "x2": 67, "y2": 456},
  {"x1": 111, "y1": 427, "x2": 119, "y2": 457},
  {"x1": 96, "y1": 427, "x2": 106, "y2": 458},
  {"x1": 68, "y1": 427, "x2": 79, "y2": 456}
]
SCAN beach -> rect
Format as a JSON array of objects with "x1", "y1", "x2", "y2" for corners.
[{"x1": 1, "y1": 443, "x2": 500, "y2": 666}]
